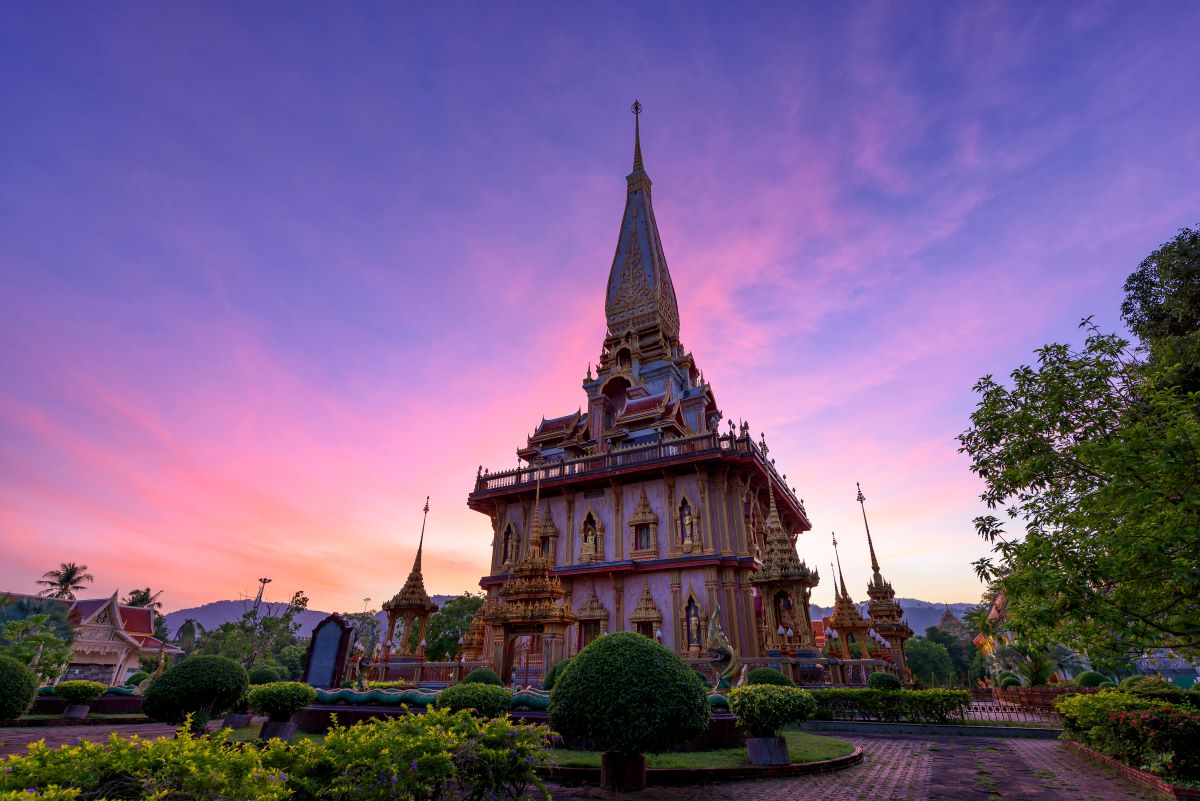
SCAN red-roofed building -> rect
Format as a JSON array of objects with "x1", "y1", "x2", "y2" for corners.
[{"x1": 2, "y1": 591, "x2": 181, "y2": 684}]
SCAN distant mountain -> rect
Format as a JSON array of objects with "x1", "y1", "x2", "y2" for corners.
[
  {"x1": 810, "y1": 598, "x2": 978, "y2": 637},
  {"x1": 164, "y1": 596, "x2": 456, "y2": 639}
]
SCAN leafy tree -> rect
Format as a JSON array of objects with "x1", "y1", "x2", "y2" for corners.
[
  {"x1": 277, "y1": 642, "x2": 308, "y2": 680},
  {"x1": 35, "y1": 563, "x2": 94, "y2": 600},
  {"x1": 193, "y1": 590, "x2": 309, "y2": 670},
  {"x1": 423, "y1": 593, "x2": 484, "y2": 661},
  {"x1": 1015, "y1": 647, "x2": 1058, "y2": 687},
  {"x1": 1121, "y1": 225, "x2": 1200, "y2": 392},
  {"x1": 904, "y1": 637, "x2": 955, "y2": 686},
  {"x1": 959, "y1": 323, "x2": 1200, "y2": 657},
  {"x1": 0, "y1": 614, "x2": 73, "y2": 682},
  {"x1": 924, "y1": 626, "x2": 977, "y2": 686}
]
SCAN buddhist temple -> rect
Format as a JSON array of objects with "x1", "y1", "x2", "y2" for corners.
[
  {"x1": 468, "y1": 104, "x2": 815, "y2": 684},
  {"x1": 856, "y1": 483, "x2": 914, "y2": 684}
]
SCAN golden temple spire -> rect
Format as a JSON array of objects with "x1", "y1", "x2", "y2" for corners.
[
  {"x1": 527, "y1": 475, "x2": 543, "y2": 555},
  {"x1": 631, "y1": 99, "x2": 645, "y2": 173},
  {"x1": 832, "y1": 532, "x2": 849, "y2": 600},
  {"x1": 857, "y1": 482, "x2": 883, "y2": 582},
  {"x1": 413, "y1": 495, "x2": 430, "y2": 574}
]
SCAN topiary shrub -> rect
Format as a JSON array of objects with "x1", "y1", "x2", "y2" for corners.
[
  {"x1": 366, "y1": 680, "x2": 411, "y2": 690},
  {"x1": 246, "y1": 681, "x2": 316, "y2": 722},
  {"x1": 999, "y1": 676, "x2": 1021, "y2": 689},
  {"x1": 1073, "y1": 670, "x2": 1107, "y2": 688},
  {"x1": 461, "y1": 668, "x2": 503, "y2": 686},
  {"x1": 125, "y1": 671, "x2": 149, "y2": 687},
  {"x1": 142, "y1": 655, "x2": 248, "y2": 732},
  {"x1": 0, "y1": 655, "x2": 38, "y2": 722},
  {"x1": 1097, "y1": 680, "x2": 1116, "y2": 689},
  {"x1": 436, "y1": 682, "x2": 512, "y2": 718},
  {"x1": 746, "y1": 667, "x2": 794, "y2": 687},
  {"x1": 997, "y1": 670, "x2": 1019, "y2": 685},
  {"x1": 248, "y1": 666, "x2": 282, "y2": 685},
  {"x1": 728, "y1": 685, "x2": 817, "y2": 737},
  {"x1": 549, "y1": 632, "x2": 710, "y2": 756},
  {"x1": 543, "y1": 657, "x2": 572, "y2": 692},
  {"x1": 52, "y1": 680, "x2": 108, "y2": 705},
  {"x1": 867, "y1": 671, "x2": 902, "y2": 690},
  {"x1": 1121, "y1": 676, "x2": 1190, "y2": 705}
]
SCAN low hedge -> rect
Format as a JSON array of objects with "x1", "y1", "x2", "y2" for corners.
[
  {"x1": 0, "y1": 708, "x2": 554, "y2": 801},
  {"x1": 728, "y1": 685, "x2": 816, "y2": 737},
  {"x1": 249, "y1": 667, "x2": 282, "y2": 685},
  {"x1": 867, "y1": 672, "x2": 901, "y2": 690},
  {"x1": 1073, "y1": 670, "x2": 1107, "y2": 688},
  {"x1": 808, "y1": 688, "x2": 970, "y2": 723},
  {"x1": 435, "y1": 683, "x2": 512, "y2": 718},
  {"x1": 247, "y1": 681, "x2": 317, "y2": 723},
  {"x1": 1118, "y1": 676, "x2": 1192, "y2": 706},
  {"x1": 1054, "y1": 690, "x2": 1164, "y2": 736},
  {"x1": 746, "y1": 667, "x2": 794, "y2": 687},
  {"x1": 52, "y1": 680, "x2": 109, "y2": 705},
  {"x1": 461, "y1": 668, "x2": 503, "y2": 686},
  {"x1": 0, "y1": 655, "x2": 38, "y2": 722},
  {"x1": 1055, "y1": 690, "x2": 1200, "y2": 781}
]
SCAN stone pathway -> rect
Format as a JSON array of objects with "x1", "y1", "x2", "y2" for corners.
[
  {"x1": 0, "y1": 726, "x2": 1165, "y2": 800},
  {"x1": 546, "y1": 735, "x2": 1162, "y2": 801}
]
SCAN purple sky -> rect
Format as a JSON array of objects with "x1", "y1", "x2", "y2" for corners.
[{"x1": 2, "y1": 2, "x2": 1198, "y2": 613}]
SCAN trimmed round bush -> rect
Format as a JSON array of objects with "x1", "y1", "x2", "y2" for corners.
[
  {"x1": 0, "y1": 655, "x2": 38, "y2": 722},
  {"x1": 142, "y1": 655, "x2": 249, "y2": 731},
  {"x1": 997, "y1": 670, "x2": 1019, "y2": 684},
  {"x1": 247, "y1": 681, "x2": 316, "y2": 722},
  {"x1": 461, "y1": 668, "x2": 503, "y2": 686},
  {"x1": 867, "y1": 672, "x2": 902, "y2": 690},
  {"x1": 248, "y1": 666, "x2": 282, "y2": 685},
  {"x1": 1073, "y1": 670, "x2": 1107, "y2": 688},
  {"x1": 729, "y1": 685, "x2": 817, "y2": 737},
  {"x1": 543, "y1": 657, "x2": 572, "y2": 692},
  {"x1": 1119, "y1": 675, "x2": 1189, "y2": 704},
  {"x1": 52, "y1": 680, "x2": 108, "y2": 705},
  {"x1": 436, "y1": 682, "x2": 512, "y2": 717},
  {"x1": 549, "y1": 632, "x2": 710, "y2": 756},
  {"x1": 747, "y1": 667, "x2": 795, "y2": 687},
  {"x1": 1097, "y1": 680, "x2": 1116, "y2": 689},
  {"x1": 125, "y1": 671, "x2": 149, "y2": 686},
  {"x1": 999, "y1": 676, "x2": 1022, "y2": 689}
]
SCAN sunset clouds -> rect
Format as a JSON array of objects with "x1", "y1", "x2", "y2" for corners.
[{"x1": 2, "y1": 2, "x2": 1198, "y2": 612}]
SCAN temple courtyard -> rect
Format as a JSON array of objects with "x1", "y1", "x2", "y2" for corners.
[{"x1": 0, "y1": 724, "x2": 1160, "y2": 801}]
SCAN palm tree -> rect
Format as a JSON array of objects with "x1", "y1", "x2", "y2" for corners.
[
  {"x1": 122, "y1": 588, "x2": 163, "y2": 613},
  {"x1": 36, "y1": 563, "x2": 95, "y2": 600},
  {"x1": 175, "y1": 618, "x2": 206, "y2": 652}
]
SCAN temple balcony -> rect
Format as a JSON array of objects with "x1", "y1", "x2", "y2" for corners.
[{"x1": 469, "y1": 430, "x2": 809, "y2": 530}]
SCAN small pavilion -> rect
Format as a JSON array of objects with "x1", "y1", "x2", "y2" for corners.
[{"x1": 382, "y1": 497, "x2": 438, "y2": 661}]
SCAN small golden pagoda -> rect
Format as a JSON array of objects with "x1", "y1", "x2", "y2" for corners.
[
  {"x1": 828, "y1": 538, "x2": 872, "y2": 662},
  {"x1": 459, "y1": 609, "x2": 487, "y2": 662},
  {"x1": 482, "y1": 480, "x2": 577, "y2": 682},
  {"x1": 382, "y1": 497, "x2": 439, "y2": 659},
  {"x1": 857, "y1": 484, "x2": 914, "y2": 685},
  {"x1": 748, "y1": 485, "x2": 820, "y2": 652}
]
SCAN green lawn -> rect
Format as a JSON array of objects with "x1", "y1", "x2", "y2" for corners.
[{"x1": 551, "y1": 730, "x2": 854, "y2": 769}]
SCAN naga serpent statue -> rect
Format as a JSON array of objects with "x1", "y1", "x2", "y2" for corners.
[{"x1": 706, "y1": 604, "x2": 739, "y2": 691}]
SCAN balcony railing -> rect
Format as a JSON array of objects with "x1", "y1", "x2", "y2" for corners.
[{"x1": 473, "y1": 431, "x2": 805, "y2": 518}]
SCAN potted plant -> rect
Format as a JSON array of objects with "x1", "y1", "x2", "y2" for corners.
[
  {"x1": 141, "y1": 655, "x2": 249, "y2": 733},
  {"x1": 52, "y1": 680, "x2": 109, "y2": 719},
  {"x1": 549, "y1": 632, "x2": 710, "y2": 791},
  {"x1": 221, "y1": 690, "x2": 253, "y2": 730},
  {"x1": 728, "y1": 684, "x2": 817, "y2": 765},
  {"x1": 247, "y1": 681, "x2": 317, "y2": 742}
]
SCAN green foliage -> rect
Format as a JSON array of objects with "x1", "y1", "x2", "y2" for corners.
[
  {"x1": 142, "y1": 655, "x2": 249, "y2": 732},
  {"x1": 0, "y1": 599, "x2": 74, "y2": 683},
  {"x1": 121, "y1": 588, "x2": 163, "y2": 612},
  {"x1": 249, "y1": 666, "x2": 282, "y2": 685},
  {"x1": 436, "y1": 683, "x2": 512, "y2": 718},
  {"x1": 247, "y1": 681, "x2": 317, "y2": 723},
  {"x1": 1098, "y1": 680, "x2": 1116, "y2": 689},
  {"x1": 728, "y1": 685, "x2": 816, "y2": 737},
  {"x1": 808, "y1": 688, "x2": 971, "y2": 723},
  {"x1": 959, "y1": 312, "x2": 1200, "y2": 657},
  {"x1": 746, "y1": 667, "x2": 794, "y2": 687},
  {"x1": 904, "y1": 637, "x2": 955, "y2": 686},
  {"x1": 542, "y1": 657, "x2": 571, "y2": 691},
  {"x1": 1016, "y1": 648, "x2": 1059, "y2": 687},
  {"x1": 1054, "y1": 690, "x2": 1163, "y2": 736},
  {"x1": 1101, "y1": 707, "x2": 1200, "y2": 779},
  {"x1": 0, "y1": 726, "x2": 291, "y2": 801},
  {"x1": 366, "y1": 680, "x2": 412, "y2": 689},
  {"x1": 1074, "y1": 670, "x2": 1108, "y2": 688},
  {"x1": 1119, "y1": 675, "x2": 1192, "y2": 705},
  {"x1": 0, "y1": 654, "x2": 38, "y2": 722},
  {"x1": 51, "y1": 681, "x2": 107, "y2": 705},
  {"x1": 549, "y1": 631, "x2": 710, "y2": 756},
  {"x1": 997, "y1": 669, "x2": 1019, "y2": 684},
  {"x1": 867, "y1": 672, "x2": 902, "y2": 690},
  {"x1": 461, "y1": 668, "x2": 503, "y2": 686},
  {"x1": 193, "y1": 591, "x2": 309, "y2": 670},
  {"x1": 923, "y1": 626, "x2": 977, "y2": 686},
  {"x1": 424, "y1": 593, "x2": 485, "y2": 661},
  {"x1": 277, "y1": 643, "x2": 308, "y2": 680},
  {"x1": 125, "y1": 671, "x2": 149, "y2": 686},
  {"x1": 999, "y1": 676, "x2": 1022, "y2": 689},
  {"x1": 34, "y1": 563, "x2": 94, "y2": 601}
]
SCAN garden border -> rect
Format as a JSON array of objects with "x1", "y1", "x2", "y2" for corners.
[
  {"x1": 540, "y1": 745, "x2": 863, "y2": 785},
  {"x1": 8, "y1": 716, "x2": 152, "y2": 728},
  {"x1": 1063, "y1": 739, "x2": 1200, "y2": 800}
]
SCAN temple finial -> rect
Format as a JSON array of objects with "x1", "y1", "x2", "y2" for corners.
[
  {"x1": 631, "y1": 100, "x2": 645, "y2": 173},
  {"x1": 528, "y1": 476, "x2": 543, "y2": 555},
  {"x1": 857, "y1": 482, "x2": 882, "y2": 577},
  {"x1": 832, "y1": 532, "x2": 849, "y2": 599},
  {"x1": 413, "y1": 495, "x2": 430, "y2": 573}
]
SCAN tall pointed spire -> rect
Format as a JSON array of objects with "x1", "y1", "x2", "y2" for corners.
[
  {"x1": 857, "y1": 482, "x2": 883, "y2": 582},
  {"x1": 833, "y1": 532, "x2": 849, "y2": 599},
  {"x1": 527, "y1": 476, "x2": 543, "y2": 556},
  {"x1": 412, "y1": 495, "x2": 430, "y2": 574},
  {"x1": 631, "y1": 99, "x2": 645, "y2": 173}
]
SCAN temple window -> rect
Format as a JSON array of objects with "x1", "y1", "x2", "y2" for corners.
[
  {"x1": 541, "y1": 536, "x2": 552, "y2": 558},
  {"x1": 635, "y1": 523, "x2": 651, "y2": 551},
  {"x1": 580, "y1": 619, "x2": 600, "y2": 647},
  {"x1": 635, "y1": 621, "x2": 655, "y2": 638}
]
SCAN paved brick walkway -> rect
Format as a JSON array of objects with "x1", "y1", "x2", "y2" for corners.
[
  {"x1": 546, "y1": 735, "x2": 1162, "y2": 801},
  {"x1": 1, "y1": 727, "x2": 1164, "y2": 800}
]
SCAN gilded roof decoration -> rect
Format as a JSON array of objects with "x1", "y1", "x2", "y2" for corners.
[{"x1": 629, "y1": 581, "x2": 663, "y2": 623}]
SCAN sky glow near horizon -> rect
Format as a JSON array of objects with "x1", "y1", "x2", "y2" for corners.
[{"x1": 2, "y1": 3, "x2": 1199, "y2": 614}]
